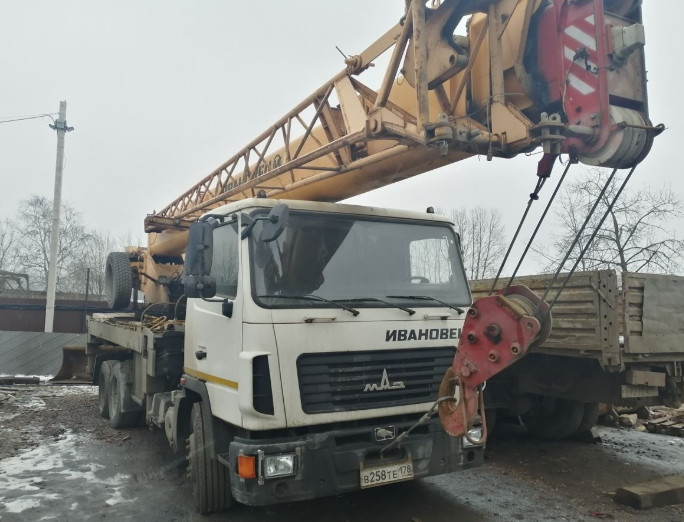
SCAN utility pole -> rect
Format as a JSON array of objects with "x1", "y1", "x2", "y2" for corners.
[{"x1": 44, "y1": 101, "x2": 74, "y2": 333}]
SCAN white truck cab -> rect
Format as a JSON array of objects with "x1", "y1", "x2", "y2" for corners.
[{"x1": 179, "y1": 198, "x2": 482, "y2": 508}]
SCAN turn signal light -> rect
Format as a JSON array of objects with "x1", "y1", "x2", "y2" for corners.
[{"x1": 238, "y1": 455, "x2": 256, "y2": 479}]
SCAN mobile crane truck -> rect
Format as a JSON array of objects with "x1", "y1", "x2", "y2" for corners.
[{"x1": 60, "y1": 0, "x2": 659, "y2": 514}]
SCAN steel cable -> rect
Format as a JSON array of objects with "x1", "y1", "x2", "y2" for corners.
[
  {"x1": 489, "y1": 176, "x2": 547, "y2": 295},
  {"x1": 536, "y1": 166, "x2": 618, "y2": 308},
  {"x1": 543, "y1": 165, "x2": 637, "y2": 315},
  {"x1": 504, "y1": 161, "x2": 573, "y2": 292}
]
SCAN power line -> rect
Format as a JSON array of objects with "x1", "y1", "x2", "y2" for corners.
[{"x1": 0, "y1": 113, "x2": 57, "y2": 124}]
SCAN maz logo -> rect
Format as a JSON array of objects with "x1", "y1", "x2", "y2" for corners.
[{"x1": 363, "y1": 368, "x2": 405, "y2": 392}]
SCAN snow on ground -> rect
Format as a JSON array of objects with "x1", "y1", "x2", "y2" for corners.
[
  {"x1": 0, "y1": 431, "x2": 131, "y2": 518},
  {"x1": 0, "y1": 374, "x2": 54, "y2": 382}
]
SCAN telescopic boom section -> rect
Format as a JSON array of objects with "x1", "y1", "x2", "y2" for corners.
[{"x1": 144, "y1": 0, "x2": 658, "y2": 234}]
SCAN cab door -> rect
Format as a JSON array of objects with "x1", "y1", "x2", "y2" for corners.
[{"x1": 185, "y1": 218, "x2": 243, "y2": 390}]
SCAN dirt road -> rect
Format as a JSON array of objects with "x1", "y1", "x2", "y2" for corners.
[{"x1": 1, "y1": 385, "x2": 683, "y2": 521}]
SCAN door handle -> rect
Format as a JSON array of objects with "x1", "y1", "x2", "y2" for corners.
[{"x1": 195, "y1": 350, "x2": 207, "y2": 360}]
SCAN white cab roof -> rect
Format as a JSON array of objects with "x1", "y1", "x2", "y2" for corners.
[{"x1": 205, "y1": 198, "x2": 454, "y2": 225}]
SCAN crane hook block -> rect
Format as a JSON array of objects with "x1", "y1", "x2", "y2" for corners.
[{"x1": 438, "y1": 285, "x2": 551, "y2": 438}]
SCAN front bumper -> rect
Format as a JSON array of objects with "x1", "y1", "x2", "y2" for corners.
[{"x1": 224, "y1": 417, "x2": 483, "y2": 506}]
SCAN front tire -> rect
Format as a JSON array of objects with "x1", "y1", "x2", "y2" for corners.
[{"x1": 187, "y1": 402, "x2": 232, "y2": 514}]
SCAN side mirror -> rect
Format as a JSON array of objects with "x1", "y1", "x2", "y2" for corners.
[
  {"x1": 186, "y1": 221, "x2": 213, "y2": 276},
  {"x1": 260, "y1": 204, "x2": 290, "y2": 243},
  {"x1": 184, "y1": 221, "x2": 216, "y2": 299}
]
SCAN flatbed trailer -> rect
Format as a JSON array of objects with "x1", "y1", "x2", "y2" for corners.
[{"x1": 473, "y1": 270, "x2": 684, "y2": 438}]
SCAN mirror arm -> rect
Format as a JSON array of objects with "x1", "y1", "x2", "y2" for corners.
[
  {"x1": 240, "y1": 214, "x2": 271, "y2": 239},
  {"x1": 199, "y1": 214, "x2": 225, "y2": 223},
  {"x1": 196, "y1": 282, "x2": 221, "y2": 302},
  {"x1": 240, "y1": 214, "x2": 256, "y2": 239}
]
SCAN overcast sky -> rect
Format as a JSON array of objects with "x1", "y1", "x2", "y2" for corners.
[{"x1": 1, "y1": 1, "x2": 680, "y2": 275}]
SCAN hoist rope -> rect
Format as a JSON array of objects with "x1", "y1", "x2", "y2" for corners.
[
  {"x1": 488, "y1": 175, "x2": 547, "y2": 295},
  {"x1": 487, "y1": 161, "x2": 639, "y2": 325},
  {"x1": 536, "y1": 166, "x2": 620, "y2": 309},
  {"x1": 504, "y1": 161, "x2": 573, "y2": 293},
  {"x1": 541, "y1": 165, "x2": 638, "y2": 317}
]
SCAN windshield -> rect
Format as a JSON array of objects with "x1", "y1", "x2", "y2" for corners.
[{"x1": 249, "y1": 210, "x2": 471, "y2": 309}]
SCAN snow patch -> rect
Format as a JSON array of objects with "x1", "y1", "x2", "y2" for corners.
[
  {"x1": 0, "y1": 374, "x2": 53, "y2": 382},
  {"x1": 0, "y1": 431, "x2": 131, "y2": 517},
  {"x1": 0, "y1": 412, "x2": 20, "y2": 422},
  {"x1": 13, "y1": 394, "x2": 46, "y2": 410},
  {"x1": 104, "y1": 485, "x2": 129, "y2": 506},
  {"x1": 56, "y1": 461, "x2": 105, "y2": 481},
  {"x1": 50, "y1": 385, "x2": 98, "y2": 396},
  {"x1": 3, "y1": 497, "x2": 42, "y2": 513}
]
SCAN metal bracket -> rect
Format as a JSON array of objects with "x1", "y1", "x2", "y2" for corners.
[
  {"x1": 590, "y1": 281, "x2": 615, "y2": 309},
  {"x1": 533, "y1": 113, "x2": 565, "y2": 155}
]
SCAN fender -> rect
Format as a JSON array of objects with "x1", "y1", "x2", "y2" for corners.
[
  {"x1": 92, "y1": 352, "x2": 132, "y2": 385},
  {"x1": 173, "y1": 374, "x2": 233, "y2": 459}
]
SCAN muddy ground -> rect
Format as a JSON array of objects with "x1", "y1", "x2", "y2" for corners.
[{"x1": 1, "y1": 385, "x2": 683, "y2": 522}]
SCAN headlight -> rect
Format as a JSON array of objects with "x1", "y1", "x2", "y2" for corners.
[
  {"x1": 462, "y1": 426, "x2": 483, "y2": 447},
  {"x1": 263, "y1": 453, "x2": 296, "y2": 478}
]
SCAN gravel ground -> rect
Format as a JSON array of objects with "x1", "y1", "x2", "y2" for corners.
[
  {"x1": 1, "y1": 384, "x2": 683, "y2": 522},
  {"x1": 0, "y1": 385, "x2": 134, "y2": 458}
]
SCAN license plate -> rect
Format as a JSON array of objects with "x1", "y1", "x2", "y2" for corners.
[{"x1": 359, "y1": 459, "x2": 414, "y2": 489}]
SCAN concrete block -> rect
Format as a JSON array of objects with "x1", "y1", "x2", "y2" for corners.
[
  {"x1": 621, "y1": 384, "x2": 658, "y2": 399},
  {"x1": 626, "y1": 370, "x2": 666, "y2": 387},
  {"x1": 619, "y1": 413, "x2": 638, "y2": 427},
  {"x1": 614, "y1": 475, "x2": 684, "y2": 509}
]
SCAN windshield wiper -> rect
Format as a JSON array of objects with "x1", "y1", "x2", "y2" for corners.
[
  {"x1": 257, "y1": 294, "x2": 360, "y2": 316},
  {"x1": 386, "y1": 295, "x2": 465, "y2": 314},
  {"x1": 337, "y1": 297, "x2": 415, "y2": 316}
]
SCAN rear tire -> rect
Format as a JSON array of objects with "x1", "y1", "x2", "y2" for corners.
[
  {"x1": 108, "y1": 363, "x2": 141, "y2": 429},
  {"x1": 572, "y1": 402, "x2": 600, "y2": 436},
  {"x1": 98, "y1": 361, "x2": 112, "y2": 418},
  {"x1": 105, "y1": 252, "x2": 132, "y2": 310},
  {"x1": 187, "y1": 402, "x2": 232, "y2": 514},
  {"x1": 523, "y1": 397, "x2": 584, "y2": 440}
]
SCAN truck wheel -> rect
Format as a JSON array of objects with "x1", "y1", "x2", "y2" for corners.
[
  {"x1": 98, "y1": 361, "x2": 112, "y2": 419},
  {"x1": 572, "y1": 402, "x2": 600, "y2": 436},
  {"x1": 108, "y1": 364, "x2": 140, "y2": 429},
  {"x1": 523, "y1": 397, "x2": 584, "y2": 440},
  {"x1": 187, "y1": 402, "x2": 232, "y2": 514},
  {"x1": 105, "y1": 252, "x2": 132, "y2": 310}
]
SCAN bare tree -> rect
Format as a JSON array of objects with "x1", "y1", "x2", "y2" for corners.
[
  {"x1": 440, "y1": 207, "x2": 507, "y2": 280},
  {"x1": 11, "y1": 195, "x2": 90, "y2": 292},
  {"x1": 0, "y1": 218, "x2": 17, "y2": 272},
  {"x1": 538, "y1": 169, "x2": 684, "y2": 274},
  {"x1": 409, "y1": 236, "x2": 452, "y2": 283},
  {"x1": 67, "y1": 231, "x2": 126, "y2": 297}
]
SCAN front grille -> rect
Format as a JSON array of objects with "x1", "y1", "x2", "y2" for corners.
[{"x1": 297, "y1": 347, "x2": 455, "y2": 414}]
